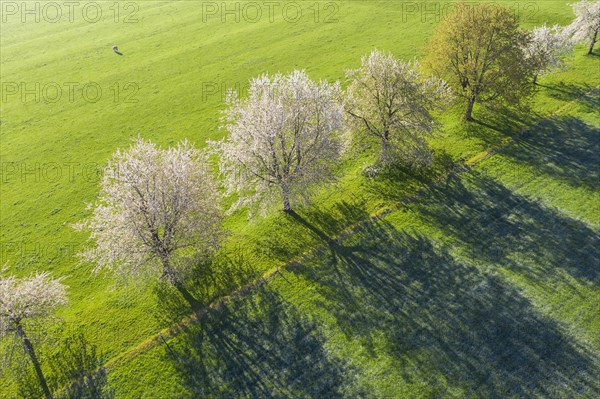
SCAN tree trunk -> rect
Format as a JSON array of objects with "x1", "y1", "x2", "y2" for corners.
[
  {"x1": 281, "y1": 182, "x2": 292, "y2": 213},
  {"x1": 588, "y1": 30, "x2": 598, "y2": 55},
  {"x1": 533, "y1": 74, "x2": 538, "y2": 85},
  {"x1": 160, "y1": 256, "x2": 199, "y2": 309},
  {"x1": 464, "y1": 96, "x2": 476, "y2": 121},
  {"x1": 381, "y1": 138, "x2": 393, "y2": 164},
  {"x1": 15, "y1": 323, "x2": 52, "y2": 399}
]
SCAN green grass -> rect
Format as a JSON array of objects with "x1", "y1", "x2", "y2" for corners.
[{"x1": 1, "y1": 0, "x2": 599, "y2": 397}]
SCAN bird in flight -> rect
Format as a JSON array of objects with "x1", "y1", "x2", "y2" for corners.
[{"x1": 112, "y1": 45, "x2": 123, "y2": 56}]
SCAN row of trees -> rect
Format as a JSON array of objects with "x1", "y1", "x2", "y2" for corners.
[
  {"x1": 215, "y1": 58, "x2": 453, "y2": 215},
  {"x1": 427, "y1": 1, "x2": 592, "y2": 121},
  {"x1": 2, "y1": 1, "x2": 597, "y2": 397}
]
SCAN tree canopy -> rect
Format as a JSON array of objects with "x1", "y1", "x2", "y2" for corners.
[
  {"x1": 214, "y1": 70, "x2": 345, "y2": 213},
  {"x1": 426, "y1": 1, "x2": 535, "y2": 121},
  {"x1": 346, "y1": 50, "x2": 452, "y2": 167}
]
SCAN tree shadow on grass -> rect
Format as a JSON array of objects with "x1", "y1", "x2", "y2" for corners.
[
  {"x1": 418, "y1": 172, "x2": 599, "y2": 284},
  {"x1": 458, "y1": 105, "x2": 542, "y2": 150},
  {"x1": 248, "y1": 200, "x2": 371, "y2": 267},
  {"x1": 293, "y1": 217, "x2": 599, "y2": 397},
  {"x1": 167, "y1": 287, "x2": 367, "y2": 398},
  {"x1": 152, "y1": 247, "x2": 261, "y2": 328},
  {"x1": 361, "y1": 149, "x2": 456, "y2": 204},
  {"x1": 502, "y1": 116, "x2": 600, "y2": 191},
  {"x1": 297, "y1": 199, "x2": 372, "y2": 239},
  {"x1": 10, "y1": 327, "x2": 114, "y2": 399},
  {"x1": 475, "y1": 105, "x2": 540, "y2": 136},
  {"x1": 49, "y1": 330, "x2": 114, "y2": 399},
  {"x1": 541, "y1": 82, "x2": 600, "y2": 113}
]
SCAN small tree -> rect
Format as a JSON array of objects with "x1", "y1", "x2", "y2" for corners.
[
  {"x1": 426, "y1": 1, "x2": 534, "y2": 121},
  {"x1": 565, "y1": 0, "x2": 600, "y2": 55},
  {"x1": 214, "y1": 70, "x2": 344, "y2": 214},
  {"x1": 75, "y1": 139, "x2": 223, "y2": 308},
  {"x1": 0, "y1": 272, "x2": 68, "y2": 399},
  {"x1": 523, "y1": 24, "x2": 573, "y2": 85},
  {"x1": 345, "y1": 50, "x2": 452, "y2": 167}
]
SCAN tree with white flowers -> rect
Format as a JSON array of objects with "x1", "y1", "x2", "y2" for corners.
[
  {"x1": 345, "y1": 50, "x2": 452, "y2": 167},
  {"x1": 214, "y1": 70, "x2": 345, "y2": 214},
  {"x1": 0, "y1": 272, "x2": 68, "y2": 399},
  {"x1": 565, "y1": 0, "x2": 600, "y2": 55},
  {"x1": 524, "y1": 24, "x2": 573, "y2": 84},
  {"x1": 75, "y1": 139, "x2": 223, "y2": 307}
]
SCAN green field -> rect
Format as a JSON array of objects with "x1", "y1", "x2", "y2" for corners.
[{"x1": 1, "y1": 0, "x2": 599, "y2": 397}]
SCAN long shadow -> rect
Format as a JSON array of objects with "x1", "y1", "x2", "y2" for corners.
[
  {"x1": 293, "y1": 219, "x2": 599, "y2": 397},
  {"x1": 7, "y1": 327, "x2": 113, "y2": 399},
  {"x1": 298, "y1": 200, "x2": 372, "y2": 239},
  {"x1": 152, "y1": 247, "x2": 260, "y2": 328},
  {"x1": 541, "y1": 82, "x2": 600, "y2": 113},
  {"x1": 502, "y1": 116, "x2": 600, "y2": 191},
  {"x1": 249, "y1": 200, "x2": 371, "y2": 267},
  {"x1": 475, "y1": 105, "x2": 540, "y2": 136},
  {"x1": 51, "y1": 337, "x2": 114, "y2": 399},
  {"x1": 362, "y1": 151, "x2": 453, "y2": 204},
  {"x1": 167, "y1": 287, "x2": 367, "y2": 398},
  {"x1": 462, "y1": 104, "x2": 541, "y2": 149},
  {"x1": 418, "y1": 172, "x2": 599, "y2": 284},
  {"x1": 286, "y1": 210, "x2": 330, "y2": 242}
]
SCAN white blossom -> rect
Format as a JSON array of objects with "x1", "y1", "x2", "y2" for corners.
[
  {"x1": 75, "y1": 138, "x2": 223, "y2": 289},
  {"x1": 0, "y1": 271, "x2": 67, "y2": 398},
  {"x1": 213, "y1": 70, "x2": 345, "y2": 214},
  {"x1": 523, "y1": 24, "x2": 573, "y2": 83},
  {"x1": 345, "y1": 50, "x2": 453, "y2": 167},
  {"x1": 0, "y1": 271, "x2": 67, "y2": 336},
  {"x1": 565, "y1": 0, "x2": 600, "y2": 54}
]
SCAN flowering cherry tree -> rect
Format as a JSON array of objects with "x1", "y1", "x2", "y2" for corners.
[
  {"x1": 345, "y1": 50, "x2": 452, "y2": 167},
  {"x1": 524, "y1": 24, "x2": 574, "y2": 84},
  {"x1": 565, "y1": 0, "x2": 600, "y2": 54},
  {"x1": 0, "y1": 272, "x2": 68, "y2": 399},
  {"x1": 214, "y1": 70, "x2": 345, "y2": 214},
  {"x1": 75, "y1": 138, "x2": 223, "y2": 307}
]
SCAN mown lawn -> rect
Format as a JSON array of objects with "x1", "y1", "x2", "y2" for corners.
[{"x1": 1, "y1": 0, "x2": 598, "y2": 397}]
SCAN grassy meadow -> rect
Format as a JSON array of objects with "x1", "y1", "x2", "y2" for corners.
[{"x1": 1, "y1": 0, "x2": 599, "y2": 397}]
